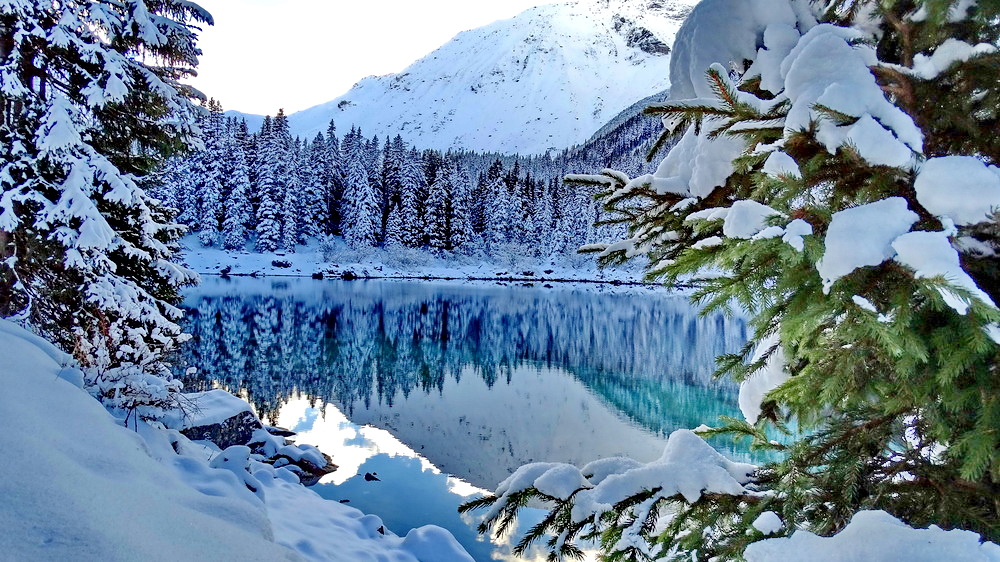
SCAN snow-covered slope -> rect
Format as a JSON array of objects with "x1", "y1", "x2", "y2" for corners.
[
  {"x1": 265, "y1": 0, "x2": 697, "y2": 154},
  {"x1": 0, "y1": 319, "x2": 472, "y2": 562}
]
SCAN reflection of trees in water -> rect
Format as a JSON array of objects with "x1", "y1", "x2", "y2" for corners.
[{"x1": 180, "y1": 285, "x2": 747, "y2": 426}]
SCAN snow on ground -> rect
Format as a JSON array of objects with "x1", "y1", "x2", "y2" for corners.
[
  {"x1": 0, "y1": 319, "x2": 472, "y2": 561},
  {"x1": 744, "y1": 510, "x2": 1000, "y2": 562},
  {"x1": 178, "y1": 234, "x2": 650, "y2": 285}
]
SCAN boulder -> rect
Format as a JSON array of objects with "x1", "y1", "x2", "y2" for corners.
[
  {"x1": 248, "y1": 427, "x2": 337, "y2": 486},
  {"x1": 165, "y1": 390, "x2": 263, "y2": 449}
]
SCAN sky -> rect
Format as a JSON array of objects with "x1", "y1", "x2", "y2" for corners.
[{"x1": 189, "y1": 0, "x2": 550, "y2": 116}]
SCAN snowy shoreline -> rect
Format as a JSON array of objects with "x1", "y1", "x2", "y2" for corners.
[
  {"x1": 177, "y1": 234, "x2": 672, "y2": 288},
  {"x1": 203, "y1": 270, "x2": 669, "y2": 287},
  {"x1": 0, "y1": 318, "x2": 474, "y2": 561}
]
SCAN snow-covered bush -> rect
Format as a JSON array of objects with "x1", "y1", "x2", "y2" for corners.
[
  {"x1": 0, "y1": 0, "x2": 207, "y2": 418},
  {"x1": 464, "y1": 0, "x2": 1000, "y2": 559}
]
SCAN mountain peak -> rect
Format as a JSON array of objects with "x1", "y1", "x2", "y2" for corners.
[{"x1": 275, "y1": 0, "x2": 696, "y2": 154}]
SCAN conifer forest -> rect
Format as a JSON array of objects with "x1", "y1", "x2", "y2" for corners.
[{"x1": 1, "y1": 0, "x2": 998, "y2": 561}]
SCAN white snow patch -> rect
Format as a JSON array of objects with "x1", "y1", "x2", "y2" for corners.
[
  {"x1": 782, "y1": 25, "x2": 923, "y2": 167},
  {"x1": 761, "y1": 151, "x2": 802, "y2": 179},
  {"x1": 752, "y1": 511, "x2": 783, "y2": 535},
  {"x1": 817, "y1": 198, "x2": 918, "y2": 293},
  {"x1": 738, "y1": 332, "x2": 790, "y2": 424},
  {"x1": 852, "y1": 295, "x2": 879, "y2": 313},
  {"x1": 892, "y1": 230, "x2": 995, "y2": 315},
  {"x1": 985, "y1": 324, "x2": 1000, "y2": 344},
  {"x1": 723, "y1": 200, "x2": 782, "y2": 239},
  {"x1": 914, "y1": 156, "x2": 1000, "y2": 226},
  {"x1": 693, "y1": 236, "x2": 724, "y2": 249},
  {"x1": 163, "y1": 388, "x2": 253, "y2": 429},
  {"x1": 744, "y1": 510, "x2": 1000, "y2": 562},
  {"x1": 911, "y1": 39, "x2": 998, "y2": 80},
  {"x1": 781, "y1": 219, "x2": 812, "y2": 251},
  {"x1": 533, "y1": 464, "x2": 592, "y2": 500}
]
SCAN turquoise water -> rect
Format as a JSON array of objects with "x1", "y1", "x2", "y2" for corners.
[{"x1": 180, "y1": 277, "x2": 750, "y2": 560}]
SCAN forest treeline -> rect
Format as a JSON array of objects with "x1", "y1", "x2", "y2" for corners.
[{"x1": 152, "y1": 98, "x2": 667, "y2": 259}]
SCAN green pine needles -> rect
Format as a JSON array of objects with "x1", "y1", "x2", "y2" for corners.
[{"x1": 461, "y1": 0, "x2": 1000, "y2": 559}]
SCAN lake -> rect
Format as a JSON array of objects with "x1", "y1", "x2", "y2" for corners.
[{"x1": 179, "y1": 277, "x2": 749, "y2": 560}]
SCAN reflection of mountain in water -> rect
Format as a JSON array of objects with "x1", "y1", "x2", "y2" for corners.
[{"x1": 180, "y1": 278, "x2": 747, "y2": 423}]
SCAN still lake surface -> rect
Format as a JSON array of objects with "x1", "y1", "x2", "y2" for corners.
[{"x1": 179, "y1": 276, "x2": 749, "y2": 560}]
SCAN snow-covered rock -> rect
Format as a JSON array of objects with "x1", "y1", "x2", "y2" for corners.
[
  {"x1": 232, "y1": 0, "x2": 697, "y2": 154},
  {"x1": 165, "y1": 389, "x2": 262, "y2": 448}
]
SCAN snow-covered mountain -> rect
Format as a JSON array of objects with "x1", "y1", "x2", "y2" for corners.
[{"x1": 236, "y1": 0, "x2": 697, "y2": 155}]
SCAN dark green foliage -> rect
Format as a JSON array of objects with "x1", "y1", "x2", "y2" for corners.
[{"x1": 463, "y1": 0, "x2": 1000, "y2": 558}]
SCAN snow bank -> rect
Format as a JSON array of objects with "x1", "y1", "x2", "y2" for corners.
[
  {"x1": 744, "y1": 510, "x2": 1000, "y2": 561},
  {"x1": 259, "y1": 474, "x2": 472, "y2": 562},
  {"x1": 177, "y1": 234, "x2": 647, "y2": 285},
  {"x1": 0, "y1": 320, "x2": 295, "y2": 561},
  {"x1": 0, "y1": 319, "x2": 472, "y2": 562}
]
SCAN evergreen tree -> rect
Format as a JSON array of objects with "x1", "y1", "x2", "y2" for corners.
[
  {"x1": 463, "y1": 0, "x2": 1000, "y2": 558},
  {"x1": 485, "y1": 176, "x2": 513, "y2": 253},
  {"x1": 0, "y1": 0, "x2": 208, "y2": 418},
  {"x1": 301, "y1": 133, "x2": 329, "y2": 240},
  {"x1": 426, "y1": 157, "x2": 453, "y2": 252},
  {"x1": 255, "y1": 110, "x2": 291, "y2": 252},
  {"x1": 324, "y1": 120, "x2": 345, "y2": 234},
  {"x1": 381, "y1": 135, "x2": 406, "y2": 240},
  {"x1": 342, "y1": 129, "x2": 380, "y2": 249},
  {"x1": 197, "y1": 98, "x2": 226, "y2": 246},
  {"x1": 450, "y1": 159, "x2": 472, "y2": 251},
  {"x1": 281, "y1": 140, "x2": 302, "y2": 253},
  {"x1": 222, "y1": 138, "x2": 252, "y2": 250},
  {"x1": 399, "y1": 148, "x2": 427, "y2": 248}
]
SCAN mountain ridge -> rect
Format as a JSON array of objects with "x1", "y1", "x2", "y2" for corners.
[{"x1": 228, "y1": 0, "x2": 697, "y2": 155}]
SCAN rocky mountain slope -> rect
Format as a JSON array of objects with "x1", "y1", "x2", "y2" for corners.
[{"x1": 235, "y1": 0, "x2": 697, "y2": 155}]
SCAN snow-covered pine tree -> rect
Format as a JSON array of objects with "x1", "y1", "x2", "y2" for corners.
[
  {"x1": 280, "y1": 140, "x2": 302, "y2": 253},
  {"x1": 197, "y1": 98, "x2": 226, "y2": 246},
  {"x1": 450, "y1": 159, "x2": 473, "y2": 252},
  {"x1": 426, "y1": 156, "x2": 454, "y2": 252},
  {"x1": 463, "y1": 0, "x2": 1000, "y2": 558},
  {"x1": 0, "y1": 0, "x2": 207, "y2": 419},
  {"x1": 364, "y1": 134, "x2": 384, "y2": 243},
  {"x1": 255, "y1": 110, "x2": 291, "y2": 252},
  {"x1": 532, "y1": 180, "x2": 555, "y2": 256},
  {"x1": 399, "y1": 147, "x2": 427, "y2": 248},
  {"x1": 483, "y1": 161, "x2": 513, "y2": 253},
  {"x1": 342, "y1": 128, "x2": 380, "y2": 249},
  {"x1": 380, "y1": 135, "x2": 404, "y2": 239},
  {"x1": 221, "y1": 129, "x2": 252, "y2": 250},
  {"x1": 323, "y1": 120, "x2": 344, "y2": 235},
  {"x1": 301, "y1": 132, "x2": 329, "y2": 240},
  {"x1": 384, "y1": 202, "x2": 405, "y2": 248}
]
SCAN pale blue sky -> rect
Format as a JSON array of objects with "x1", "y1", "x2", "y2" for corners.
[{"x1": 190, "y1": 0, "x2": 548, "y2": 115}]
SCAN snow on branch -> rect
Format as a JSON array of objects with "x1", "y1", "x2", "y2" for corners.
[{"x1": 463, "y1": 430, "x2": 757, "y2": 557}]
